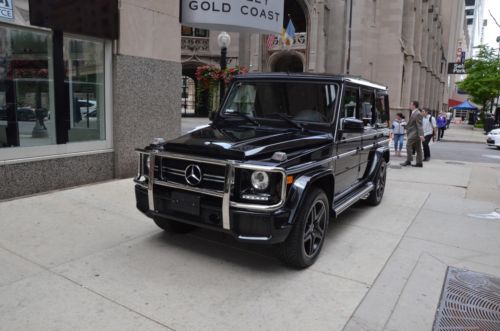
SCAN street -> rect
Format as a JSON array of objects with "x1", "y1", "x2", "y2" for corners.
[{"x1": 430, "y1": 141, "x2": 500, "y2": 163}]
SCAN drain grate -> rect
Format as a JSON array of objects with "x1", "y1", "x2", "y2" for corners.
[{"x1": 433, "y1": 267, "x2": 500, "y2": 331}]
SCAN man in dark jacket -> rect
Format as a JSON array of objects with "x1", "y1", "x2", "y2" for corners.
[{"x1": 401, "y1": 101, "x2": 424, "y2": 167}]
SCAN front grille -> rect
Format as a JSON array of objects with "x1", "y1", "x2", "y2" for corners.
[{"x1": 157, "y1": 156, "x2": 226, "y2": 192}]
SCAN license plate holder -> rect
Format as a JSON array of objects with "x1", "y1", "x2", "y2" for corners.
[{"x1": 170, "y1": 191, "x2": 200, "y2": 216}]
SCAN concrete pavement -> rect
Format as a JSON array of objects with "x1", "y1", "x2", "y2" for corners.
[{"x1": 1, "y1": 155, "x2": 499, "y2": 330}]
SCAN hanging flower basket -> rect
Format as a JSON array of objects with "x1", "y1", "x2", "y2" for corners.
[{"x1": 195, "y1": 65, "x2": 249, "y2": 90}]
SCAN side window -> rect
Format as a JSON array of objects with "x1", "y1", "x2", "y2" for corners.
[
  {"x1": 361, "y1": 89, "x2": 375, "y2": 126},
  {"x1": 375, "y1": 92, "x2": 390, "y2": 127},
  {"x1": 342, "y1": 87, "x2": 359, "y2": 120}
]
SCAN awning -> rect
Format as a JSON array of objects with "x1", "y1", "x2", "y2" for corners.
[
  {"x1": 452, "y1": 100, "x2": 478, "y2": 110},
  {"x1": 448, "y1": 99, "x2": 462, "y2": 108}
]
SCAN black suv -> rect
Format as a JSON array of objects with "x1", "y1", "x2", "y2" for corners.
[{"x1": 134, "y1": 73, "x2": 390, "y2": 268}]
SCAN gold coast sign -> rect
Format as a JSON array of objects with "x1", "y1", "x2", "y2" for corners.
[{"x1": 181, "y1": 0, "x2": 284, "y2": 34}]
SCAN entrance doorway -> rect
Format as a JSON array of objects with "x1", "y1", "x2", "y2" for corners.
[{"x1": 271, "y1": 52, "x2": 304, "y2": 72}]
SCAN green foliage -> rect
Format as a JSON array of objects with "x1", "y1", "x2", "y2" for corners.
[{"x1": 457, "y1": 45, "x2": 500, "y2": 109}]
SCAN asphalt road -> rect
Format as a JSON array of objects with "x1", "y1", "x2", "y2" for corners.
[{"x1": 430, "y1": 141, "x2": 500, "y2": 164}]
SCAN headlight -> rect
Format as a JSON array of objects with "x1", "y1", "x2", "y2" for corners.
[
  {"x1": 251, "y1": 171, "x2": 269, "y2": 190},
  {"x1": 145, "y1": 155, "x2": 150, "y2": 171}
]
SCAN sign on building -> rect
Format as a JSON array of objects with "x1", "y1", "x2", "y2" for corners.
[
  {"x1": 448, "y1": 63, "x2": 466, "y2": 75},
  {"x1": 181, "y1": 0, "x2": 284, "y2": 34},
  {"x1": 0, "y1": 0, "x2": 14, "y2": 20}
]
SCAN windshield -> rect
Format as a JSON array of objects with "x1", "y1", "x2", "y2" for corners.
[{"x1": 221, "y1": 82, "x2": 338, "y2": 124}]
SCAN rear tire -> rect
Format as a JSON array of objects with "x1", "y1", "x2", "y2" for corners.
[
  {"x1": 153, "y1": 217, "x2": 195, "y2": 233},
  {"x1": 366, "y1": 159, "x2": 387, "y2": 206},
  {"x1": 278, "y1": 188, "x2": 329, "y2": 269}
]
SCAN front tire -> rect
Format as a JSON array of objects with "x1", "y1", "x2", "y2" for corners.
[
  {"x1": 366, "y1": 159, "x2": 387, "y2": 206},
  {"x1": 153, "y1": 217, "x2": 195, "y2": 233},
  {"x1": 278, "y1": 188, "x2": 329, "y2": 269}
]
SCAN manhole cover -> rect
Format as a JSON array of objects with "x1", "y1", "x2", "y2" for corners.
[
  {"x1": 445, "y1": 161, "x2": 466, "y2": 165},
  {"x1": 433, "y1": 267, "x2": 500, "y2": 331}
]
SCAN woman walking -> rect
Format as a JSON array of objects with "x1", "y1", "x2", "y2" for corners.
[
  {"x1": 392, "y1": 112, "x2": 406, "y2": 156},
  {"x1": 436, "y1": 112, "x2": 447, "y2": 140}
]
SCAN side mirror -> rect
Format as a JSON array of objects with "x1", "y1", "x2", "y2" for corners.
[{"x1": 341, "y1": 117, "x2": 364, "y2": 132}]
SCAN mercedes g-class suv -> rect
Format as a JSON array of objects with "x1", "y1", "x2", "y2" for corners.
[{"x1": 134, "y1": 73, "x2": 390, "y2": 268}]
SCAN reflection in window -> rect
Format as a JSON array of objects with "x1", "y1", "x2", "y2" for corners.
[
  {"x1": 342, "y1": 87, "x2": 358, "y2": 119},
  {"x1": 0, "y1": 26, "x2": 55, "y2": 148},
  {"x1": 65, "y1": 37, "x2": 105, "y2": 142},
  {"x1": 361, "y1": 89, "x2": 375, "y2": 125},
  {"x1": 181, "y1": 25, "x2": 209, "y2": 38}
]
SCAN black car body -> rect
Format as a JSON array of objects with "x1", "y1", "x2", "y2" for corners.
[{"x1": 134, "y1": 73, "x2": 391, "y2": 268}]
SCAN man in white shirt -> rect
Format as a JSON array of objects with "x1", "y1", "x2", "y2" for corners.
[{"x1": 422, "y1": 108, "x2": 436, "y2": 161}]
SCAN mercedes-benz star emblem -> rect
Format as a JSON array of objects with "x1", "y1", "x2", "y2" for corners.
[{"x1": 185, "y1": 164, "x2": 202, "y2": 186}]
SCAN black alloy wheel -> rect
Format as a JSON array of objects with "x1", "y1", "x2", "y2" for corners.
[
  {"x1": 303, "y1": 199, "x2": 327, "y2": 258},
  {"x1": 366, "y1": 159, "x2": 387, "y2": 206},
  {"x1": 278, "y1": 188, "x2": 329, "y2": 268}
]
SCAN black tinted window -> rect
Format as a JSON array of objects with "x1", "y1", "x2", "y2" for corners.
[{"x1": 222, "y1": 82, "x2": 337, "y2": 123}]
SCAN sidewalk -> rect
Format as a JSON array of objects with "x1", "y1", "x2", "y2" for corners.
[
  {"x1": 0, "y1": 158, "x2": 499, "y2": 330},
  {"x1": 439, "y1": 122, "x2": 486, "y2": 144}
]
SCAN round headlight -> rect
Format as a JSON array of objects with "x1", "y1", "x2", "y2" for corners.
[{"x1": 251, "y1": 171, "x2": 269, "y2": 190}]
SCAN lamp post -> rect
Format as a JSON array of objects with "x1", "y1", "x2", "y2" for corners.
[{"x1": 217, "y1": 31, "x2": 231, "y2": 104}]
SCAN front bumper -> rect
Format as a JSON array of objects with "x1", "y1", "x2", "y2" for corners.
[
  {"x1": 135, "y1": 185, "x2": 292, "y2": 244},
  {"x1": 487, "y1": 137, "x2": 499, "y2": 146}
]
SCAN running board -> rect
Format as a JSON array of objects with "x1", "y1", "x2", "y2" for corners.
[{"x1": 333, "y1": 183, "x2": 374, "y2": 217}]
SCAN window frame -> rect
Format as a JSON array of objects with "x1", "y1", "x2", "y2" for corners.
[{"x1": 0, "y1": 25, "x2": 113, "y2": 163}]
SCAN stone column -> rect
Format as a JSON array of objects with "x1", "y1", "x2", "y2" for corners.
[
  {"x1": 411, "y1": 0, "x2": 423, "y2": 102},
  {"x1": 326, "y1": 0, "x2": 347, "y2": 74},
  {"x1": 308, "y1": 2, "x2": 319, "y2": 72},
  {"x1": 238, "y1": 32, "x2": 251, "y2": 68},
  {"x1": 249, "y1": 34, "x2": 261, "y2": 72},
  {"x1": 400, "y1": 0, "x2": 416, "y2": 108}
]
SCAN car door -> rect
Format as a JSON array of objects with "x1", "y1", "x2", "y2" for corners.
[{"x1": 334, "y1": 85, "x2": 362, "y2": 194}]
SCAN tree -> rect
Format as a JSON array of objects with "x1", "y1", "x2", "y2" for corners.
[{"x1": 457, "y1": 45, "x2": 500, "y2": 113}]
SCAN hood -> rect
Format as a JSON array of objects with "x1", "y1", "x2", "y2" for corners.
[{"x1": 163, "y1": 124, "x2": 333, "y2": 160}]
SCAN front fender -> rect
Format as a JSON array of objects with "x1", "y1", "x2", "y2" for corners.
[
  {"x1": 284, "y1": 169, "x2": 334, "y2": 226},
  {"x1": 363, "y1": 147, "x2": 389, "y2": 181}
]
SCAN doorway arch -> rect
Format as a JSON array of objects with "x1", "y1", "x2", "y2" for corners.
[{"x1": 269, "y1": 51, "x2": 305, "y2": 72}]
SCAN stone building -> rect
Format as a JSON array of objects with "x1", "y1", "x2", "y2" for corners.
[{"x1": 237, "y1": 0, "x2": 466, "y2": 117}]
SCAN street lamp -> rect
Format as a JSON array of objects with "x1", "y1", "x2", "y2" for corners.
[{"x1": 217, "y1": 31, "x2": 231, "y2": 104}]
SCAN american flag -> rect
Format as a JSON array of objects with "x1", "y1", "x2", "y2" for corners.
[{"x1": 266, "y1": 34, "x2": 276, "y2": 50}]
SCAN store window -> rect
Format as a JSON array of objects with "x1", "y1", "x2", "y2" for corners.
[
  {"x1": 0, "y1": 23, "x2": 108, "y2": 153},
  {"x1": 0, "y1": 26, "x2": 55, "y2": 148},
  {"x1": 65, "y1": 36, "x2": 105, "y2": 142}
]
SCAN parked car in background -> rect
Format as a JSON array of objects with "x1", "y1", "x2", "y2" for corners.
[
  {"x1": 0, "y1": 106, "x2": 37, "y2": 121},
  {"x1": 487, "y1": 128, "x2": 500, "y2": 149}
]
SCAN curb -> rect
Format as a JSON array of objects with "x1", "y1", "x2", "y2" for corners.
[{"x1": 438, "y1": 139, "x2": 485, "y2": 145}]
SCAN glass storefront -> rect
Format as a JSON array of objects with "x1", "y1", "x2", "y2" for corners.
[
  {"x1": 0, "y1": 25, "x2": 55, "y2": 148},
  {"x1": 0, "y1": 23, "x2": 107, "y2": 152}
]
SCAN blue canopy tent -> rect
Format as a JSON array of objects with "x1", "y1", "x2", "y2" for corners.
[
  {"x1": 452, "y1": 100, "x2": 478, "y2": 110},
  {"x1": 452, "y1": 100, "x2": 478, "y2": 124}
]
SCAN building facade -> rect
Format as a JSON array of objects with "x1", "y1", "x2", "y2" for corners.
[
  {"x1": 0, "y1": 0, "x2": 181, "y2": 200},
  {"x1": 238, "y1": 0, "x2": 466, "y2": 118}
]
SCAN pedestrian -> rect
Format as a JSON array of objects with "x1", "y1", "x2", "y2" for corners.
[
  {"x1": 446, "y1": 110, "x2": 453, "y2": 129},
  {"x1": 436, "y1": 112, "x2": 447, "y2": 140},
  {"x1": 401, "y1": 101, "x2": 424, "y2": 167},
  {"x1": 391, "y1": 112, "x2": 406, "y2": 157},
  {"x1": 422, "y1": 108, "x2": 436, "y2": 161}
]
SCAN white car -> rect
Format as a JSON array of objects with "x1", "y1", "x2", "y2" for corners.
[{"x1": 487, "y1": 128, "x2": 500, "y2": 149}]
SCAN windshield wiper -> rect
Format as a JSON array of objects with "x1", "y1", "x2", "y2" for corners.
[
  {"x1": 265, "y1": 112, "x2": 305, "y2": 132},
  {"x1": 227, "y1": 111, "x2": 260, "y2": 126}
]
